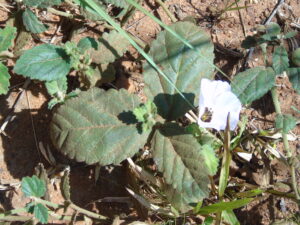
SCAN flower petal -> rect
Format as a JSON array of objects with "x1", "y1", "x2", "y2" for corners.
[{"x1": 198, "y1": 79, "x2": 242, "y2": 131}]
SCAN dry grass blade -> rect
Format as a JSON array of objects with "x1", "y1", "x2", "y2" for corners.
[{"x1": 126, "y1": 187, "x2": 174, "y2": 217}]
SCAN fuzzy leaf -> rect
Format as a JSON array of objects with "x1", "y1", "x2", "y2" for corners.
[
  {"x1": 21, "y1": 176, "x2": 46, "y2": 198},
  {"x1": 22, "y1": 9, "x2": 48, "y2": 34},
  {"x1": 77, "y1": 37, "x2": 98, "y2": 51},
  {"x1": 232, "y1": 67, "x2": 276, "y2": 105},
  {"x1": 143, "y1": 22, "x2": 214, "y2": 121},
  {"x1": 61, "y1": 170, "x2": 71, "y2": 200},
  {"x1": 201, "y1": 145, "x2": 219, "y2": 176},
  {"x1": 45, "y1": 77, "x2": 67, "y2": 97},
  {"x1": 50, "y1": 88, "x2": 149, "y2": 165},
  {"x1": 14, "y1": 44, "x2": 71, "y2": 81},
  {"x1": 287, "y1": 67, "x2": 300, "y2": 94},
  {"x1": 259, "y1": 23, "x2": 281, "y2": 41},
  {"x1": 186, "y1": 123, "x2": 222, "y2": 149},
  {"x1": 133, "y1": 101, "x2": 157, "y2": 132},
  {"x1": 275, "y1": 114, "x2": 297, "y2": 134},
  {"x1": 272, "y1": 46, "x2": 289, "y2": 74},
  {"x1": 90, "y1": 30, "x2": 130, "y2": 64},
  {"x1": 0, "y1": 26, "x2": 16, "y2": 52},
  {"x1": 23, "y1": 0, "x2": 62, "y2": 8},
  {"x1": 0, "y1": 62, "x2": 10, "y2": 95},
  {"x1": 152, "y1": 123, "x2": 213, "y2": 211},
  {"x1": 34, "y1": 203, "x2": 48, "y2": 224}
]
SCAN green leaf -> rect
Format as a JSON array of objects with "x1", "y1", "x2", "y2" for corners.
[
  {"x1": 232, "y1": 67, "x2": 276, "y2": 105},
  {"x1": 0, "y1": 62, "x2": 10, "y2": 95},
  {"x1": 23, "y1": 0, "x2": 62, "y2": 8},
  {"x1": 201, "y1": 145, "x2": 219, "y2": 176},
  {"x1": 90, "y1": 30, "x2": 130, "y2": 64},
  {"x1": 25, "y1": 202, "x2": 35, "y2": 214},
  {"x1": 222, "y1": 210, "x2": 240, "y2": 225},
  {"x1": 186, "y1": 123, "x2": 222, "y2": 149},
  {"x1": 61, "y1": 170, "x2": 71, "y2": 200},
  {"x1": 22, "y1": 9, "x2": 48, "y2": 34},
  {"x1": 202, "y1": 217, "x2": 214, "y2": 225},
  {"x1": 34, "y1": 203, "x2": 48, "y2": 224},
  {"x1": 133, "y1": 100, "x2": 157, "y2": 132},
  {"x1": 45, "y1": 77, "x2": 68, "y2": 109},
  {"x1": 275, "y1": 114, "x2": 297, "y2": 134},
  {"x1": 14, "y1": 44, "x2": 71, "y2": 81},
  {"x1": 77, "y1": 37, "x2": 98, "y2": 51},
  {"x1": 195, "y1": 198, "x2": 253, "y2": 214},
  {"x1": 143, "y1": 22, "x2": 214, "y2": 121},
  {"x1": 50, "y1": 88, "x2": 150, "y2": 165},
  {"x1": 272, "y1": 46, "x2": 289, "y2": 74},
  {"x1": 152, "y1": 123, "x2": 211, "y2": 211},
  {"x1": 85, "y1": 63, "x2": 116, "y2": 87},
  {"x1": 283, "y1": 31, "x2": 297, "y2": 39},
  {"x1": 21, "y1": 175, "x2": 46, "y2": 197},
  {"x1": 45, "y1": 76, "x2": 67, "y2": 97},
  {"x1": 259, "y1": 23, "x2": 281, "y2": 41},
  {"x1": 236, "y1": 189, "x2": 264, "y2": 198},
  {"x1": 287, "y1": 67, "x2": 300, "y2": 94},
  {"x1": 0, "y1": 26, "x2": 16, "y2": 52}
]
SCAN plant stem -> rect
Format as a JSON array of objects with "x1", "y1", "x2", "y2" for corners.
[
  {"x1": 0, "y1": 207, "x2": 27, "y2": 218},
  {"x1": 271, "y1": 87, "x2": 300, "y2": 200},
  {"x1": 0, "y1": 50, "x2": 14, "y2": 58},
  {"x1": 154, "y1": 0, "x2": 177, "y2": 23},
  {"x1": 69, "y1": 203, "x2": 107, "y2": 220},
  {"x1": 32, "y1": 197, "x2": 60, "y2": 208},
  {"x1": 32, "y1": 197, "x2": 107, "y2": 220},
  {"x1": 47, "y1": 8, "x2": 74, "y2": 18}
]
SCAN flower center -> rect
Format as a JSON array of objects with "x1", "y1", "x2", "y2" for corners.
[{"x1": 200, "y1": 107, "x2": 213, "y2": 122}]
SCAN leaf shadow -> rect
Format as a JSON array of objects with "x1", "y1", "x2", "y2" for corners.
[
  {"x1": 98, "y1": 37, "x2": 120, "y2": 60},
  {"x1": 117, "y1": 110, "x2": 143, "y2": 134},
  {"x1": 154, "y1": 92, "x2": 195, "y2": 121}
]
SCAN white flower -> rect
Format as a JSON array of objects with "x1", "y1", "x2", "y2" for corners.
[{"x1": 198, "y1": 78, "x2": 242, "y2": 131}]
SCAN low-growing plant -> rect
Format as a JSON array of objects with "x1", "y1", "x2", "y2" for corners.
[{"x1": 0, "y1": 0, "x2": 299, "y2": 224}]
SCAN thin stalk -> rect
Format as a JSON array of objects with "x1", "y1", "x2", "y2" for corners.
[
  {"x1": 47, "y1": 8, "x2": 74, "y2": 18},
  {"x1": 154, "y1": 0, "x2": 177, "y2": 23},
  {"x1": 0, "y1": 208, "x2": 27, "y2": 218},
  {"x1": 32, "y1": 197, "x2": 107, "y2": 220},
  {"x1": 0, "y1": 50, "x2": 14, "y2": 58},
  {"x1": 69, "y1": 203, "x2": 107, "y2": 220},
  {"x1": 271, "y1": 87, "x2": 300, "y2": 200}
]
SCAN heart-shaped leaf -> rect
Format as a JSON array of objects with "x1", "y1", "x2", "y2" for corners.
[
  {"x1": 34, "y1": 203, "x2": 48, "y2": 224},
  {"x1": 90, "y1": 30, "x2": 130, "y2": 64},
  {"x1": 22, "y1": 9, "x2": 48, "y2": 34},
  {"x1": 232, "y1": 67, "x2": 276, "y2": 105},
  {"x1": 21, "y1": 175, "x2": 46, "y2": 198},
  {"x1": 143, "y1": 21, "x2": 214, "y2": 121},
  {"x1": 50, "y1": 88, "x2": 149, "y2": 165},
  {"x1": 14, "y1": 44, "x2": 71, "y2": 81},
  {"x1": 272, "y1": 45, "x2": 289, "y2": 74},
  {"x1": 152, "y1": 123, "x2": 214, "y2": 211}
]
